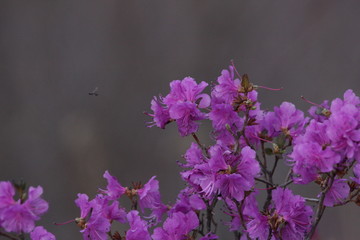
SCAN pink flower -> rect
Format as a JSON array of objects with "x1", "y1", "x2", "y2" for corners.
[
  {"x1": 137, "y1": 176, "x2": 161, "y2": 212},
  {"x1": 211, "y1": 66, "x2": 241, "y2": 105},
  {"x1": 162, "y1": 77, "x2": 210, "y2": 136},
  {"x1": 75, "y1": 194, "x2": 111, "y2": 240},
  {"x1": 101, "y1": 171, "x2": 126, "y2": 200},
  {"x1": 126, "y1": 211, "x2": 151, "y2": 240},
  {"x1": 146, "y1": 96, "x2": 171, "y2": 129},
  {"x1": 323, "y1": 179, "x2": 350, "y2": 207},
  {"x1": 30, "y1": 226, "x2": 56, "y2": 240},
  {"x1": 0, "y1": 182, "x2": 48, "y2": 233},
  {"x1": 152, "y1": 210, "x2": 199, "y2": 240}
]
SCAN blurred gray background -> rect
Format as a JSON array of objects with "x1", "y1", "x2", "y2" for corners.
[{"x1": 1, "y1": 0, "x2": 360, "y2": 239}]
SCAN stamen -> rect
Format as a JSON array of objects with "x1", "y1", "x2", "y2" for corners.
[
  {"x1": 53, "y1": 219, "x2": 76, "y2": 226},
  {"x1": 250, "y1": 133, "x2": 273, "y2": 144},
  {"x1": 256, "y1": 85, "x2": 283, "y2": 91},
  {"x1": 255, "y1": 187, "x2": 275, "y2": 191},
  {"x1": 230, "y1": 60, "x2": 243, "y2": 79},
  {"x1": 300, "y1": 96, "x2": 325, "y2": 109}
]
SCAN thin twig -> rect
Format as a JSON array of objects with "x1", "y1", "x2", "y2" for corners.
[
  {"x1": 0, "y1": 231, "x2": 19, "y2": 240},
  {"x1": 280, "y1": 179, "x2": 293, "y2": 188},
  {"x1": 192, "y1": 133, "x2": 209, "y2": 158},
  {"x1": 270, "y1": 155, "x2": 280, "y2": 176},
  {"x1": 204, "y1": 197, "x2": 218, "y2": 234},
  {"x1": 233, "y1": 199, "x2": 251, "y2": 240},
  {"x1": 284, "y1": 168, "x2": 292, "y2": 182},
  {"x1": 260, "y1": 142, "x2": 269, "y2": 181},
  {"x1": 304, "y1": 197, "x2": 320, "y2": 203},
  {"x1": 256, "y1": 154, "x2": 269, "y2": 176},
  {"x1": 306, "y1": 173, "x2": 335, "y2": 240},
  {"x1": 255, "y1": 177, "x2": 274, "y2": 187},
  {"x1": 226, "y1": 126, "x2": 240, "y2": 154}
]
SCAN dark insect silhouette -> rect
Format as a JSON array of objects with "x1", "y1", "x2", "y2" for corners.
[{"x1": 88, "y1": 87, "x2": 99, "y2": 96}]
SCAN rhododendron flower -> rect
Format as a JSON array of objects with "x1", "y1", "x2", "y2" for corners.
[
  {"x1": 247, "y1": 188, "x2": 313, "y2": 240},
  {"x1": 327, "y1": 91, "x2": 360, "y2": 159},
  {"x1": 75, "y1": 194, "x2": 111, "y2": 240},
  {"x1": 152, "y1": 210, "x2": 199, "y2": 240},
  {"x1": 147, "y1": 96, "x2": 171, "y2": 129},
  {"x1": 209, "y1": 103, "x2": 242, "y2": 131},
  {"x1": 0, "y1": 182, "x2": 48, "y2": 233},
  {"x1": 211, "y1": 66, "x2": 241, "y2": 105},
  {"x1": 170, "y1": 188, "x2": 206, "y2": 215},
  {"x1": 126, "y1": 210, "x2": 151, "y2": 240},
  {"x1": 30, "y1": 226, "x2": 56, "y2": 240},
  {"x1": 209, "y1": 103, "x2": 244, "y2": 146},
  {"x1": 101, "y1": 171, "x2": 126, "y2": 200},
  {"x1": 323, "y1": 179, "x2": 350, "y2": 207},
  {"x1": 289, "y1": 120, "x2": 341, "y2": 184},
  {"x1": 262, "y1": 102, "x2": 307, "y2": 138},
  {"x1": 161, "y1": 77, "x2": 210, "y2": 136},
  {"x1": 271, "y1": 188, "x2": 313, "y2": 239},
  {"x1": 208, "y1": 145, "x2": 260, "y2": 201},
  {"x1": 183, "y1": 142, "x2": 206, "y2": 168},
  {"x1": 137, "y1": 176, "x2": 162, "y2": 212}
]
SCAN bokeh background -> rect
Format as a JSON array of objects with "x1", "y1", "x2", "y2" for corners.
[{"x1": 1, "y1": 0, "x2": 360, "y2": 239}]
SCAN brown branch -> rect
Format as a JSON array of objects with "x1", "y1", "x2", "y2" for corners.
[
  {"x1": 306, "y1": 173, "x2": 335, "y2": 240},
  {"x1": 204, "y1": 196, "x2": 218, "y2": 234},
  {"x1": 0, "y1": 231, "x2": 19, "y2": 240},
  {"x1": 233, "y1": 198, "x2": 251, "y2": 240},
  {"x1": 255, "y1": 177, "x2": 274, "y2": 187},
  {"x1": 192, "y1": 133, "x2": 209, "y2": 158}
]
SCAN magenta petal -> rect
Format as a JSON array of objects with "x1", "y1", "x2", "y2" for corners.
[
  {"x1": 137, "y1": 176, "x2": 161, "y2": 212},
  {"x1": 0, "y1": 181, "x2": 15, "y2": 208},
  {"x1": 126, "y1": 210, "x2": 151, "y2": 240},
  {"x1": 25, "y1": 186, "x2": 49, "y2": 217},
  {"x1": 101, "y1": 170, "x2": 126, "y2": 200},
  {"x1": 323, "y1": 179, "x2": 350, "y2": 207},
  {"x1": 30, "y1": 226, "x2": 56, "y2": 240}
]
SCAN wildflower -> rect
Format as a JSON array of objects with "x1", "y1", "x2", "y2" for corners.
[
  {"x1": 0, "y1": 182, "x2": 48, "y2": 233},
  {"x1": 152, "y1": 210, "x2": 199, "y2": 240},
  {"x1": 163, "y1": 77, "x2": 210, "y2": 136},
  {"x1": 74, "y1": 194, "x2": 111, "y2": 240},
  {"x1": 323, "y1": 179, "x2": 350, "y2": 207},
  {"x1": 126, "y1": 210, "x2": 151, "y2": 240},
  {"x1": 147, "y1": 96, "x2": 171, "y2": 129},
  {"x1": 183, "y1": 142, "x2": 206, "y2": 168},
  {"x1": 327, "y1": 90, "x2": 360, "y2": 159},
  {"x1": 271, "y1": 188, "x2": 313, "y2": 240},
  {"x1": 211, "y1": 66, "x2": 241, "y2": 105},
  {"x1": 246, "y1": 188, "x2": 313, "y2": 240},
  {"x1": 137, "y1": 176, "x2": 161, "y2": 211},
  {"x1": 170, "y1": 188, "x2": 206, "y2": 215},
  {"x1": 262, "y1": 102, "x2": 307, "y2": 138},
  {"x1": 289, "y1": 120, "x2": 341, "y2": 184},
  {"x1": 209, "y1": 145, "x2": 260, "y2": 201},
  {"x1": 209, "y1": 103, "x2": 243, "y2": 146},
  {"x1": 30, "y1": 226, "x2": 56, "y2": 240},
  {"x1": 101, "y1": 171, "x2": 126, "y2": 200}
]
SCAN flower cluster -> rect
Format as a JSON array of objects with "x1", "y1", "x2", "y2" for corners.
[
  {"x1": 143, "y1": 65, "x2": 360, "y2": 239},
  {"x1": 65, "y1": 66, "x2": 360, "y2": 240},
  {"x1": 2, "y1": 65, "x2": 360, "y2": 240}
]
